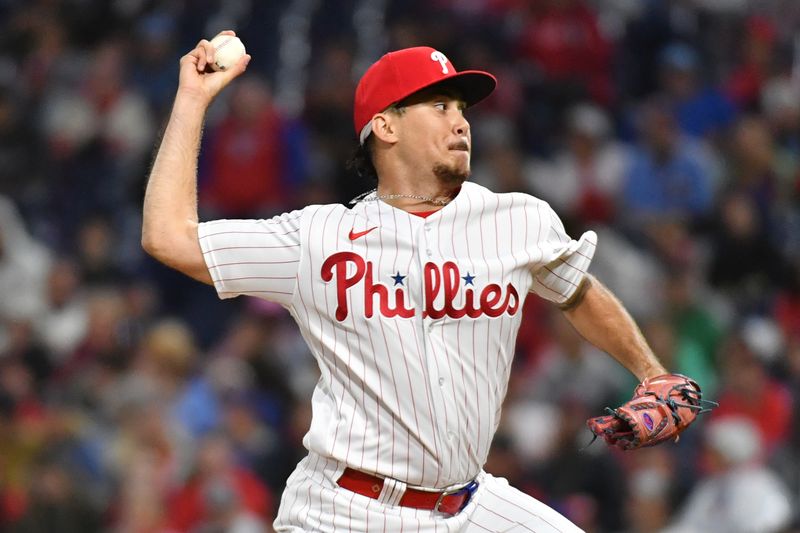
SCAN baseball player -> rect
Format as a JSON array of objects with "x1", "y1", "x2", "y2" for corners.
[{"x1": 143, "y1": 33, "x2": 706, "y2": 532}]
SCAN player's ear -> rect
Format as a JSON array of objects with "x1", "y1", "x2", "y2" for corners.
[{"x1": 371, "y1": 113, "x2": 399, "y2": 145}]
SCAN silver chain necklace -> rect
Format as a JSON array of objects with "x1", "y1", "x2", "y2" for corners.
[{"x1": 349, "y1": 188, "x2": 452, "y2": 206}]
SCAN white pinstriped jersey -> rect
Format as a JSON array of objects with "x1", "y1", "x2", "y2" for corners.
[{"x1": 198, "y1": 181, "x2": 597, "y2": 489}]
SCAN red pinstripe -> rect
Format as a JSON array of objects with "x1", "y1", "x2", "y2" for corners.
[
  {"x1": 207, "y1": 260, "x2": 300, "y2": 268},
  {"x1": 202, "y1": 244, "x2": 300, "y2": 254},
  {"x1": 374, "y1": 205, "x2": 401, "y2": 478},
  {"x1": 199, "y1": 228, "x2": 300, "y2": 238}
]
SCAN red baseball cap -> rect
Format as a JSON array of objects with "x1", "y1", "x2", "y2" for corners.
[{"x1": 354, "y1": 46, "x2": 497, "y2": 144}]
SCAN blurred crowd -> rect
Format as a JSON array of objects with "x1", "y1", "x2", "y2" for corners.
[{"x1": 0, "y1": 0, "x2": 799, "y2": 532}]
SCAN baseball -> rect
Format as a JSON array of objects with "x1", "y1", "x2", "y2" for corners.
[{"x1": 209, "y1": 34, "x2": 246, "y2": 71}]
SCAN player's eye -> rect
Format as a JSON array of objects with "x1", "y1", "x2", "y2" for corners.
[{"x1": 433, "y1": 102, "x2": 447, "y2": 111}]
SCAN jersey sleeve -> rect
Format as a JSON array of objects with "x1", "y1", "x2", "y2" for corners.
[
  {"x1": 529, "y1": 204, "x2": 597, "y2": 304},
  {"x1": 197, "y1": 209, "x2": 306, "y2": 306}
]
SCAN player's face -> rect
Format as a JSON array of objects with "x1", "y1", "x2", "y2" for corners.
[{"x1": 394, "y1": 90, "x2": 471, "y2": 184}]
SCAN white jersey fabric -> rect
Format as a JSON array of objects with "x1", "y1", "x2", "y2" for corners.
[{"x1": 198, "y1": 181, "x2": 596, "y2": 490}]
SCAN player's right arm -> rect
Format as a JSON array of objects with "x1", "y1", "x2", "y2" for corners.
[{"x1": 141, "y1": 31, "x2": 251, "y2": 284}]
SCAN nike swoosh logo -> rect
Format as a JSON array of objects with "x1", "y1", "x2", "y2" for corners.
[{"x1": 348, "y1": 226, "x2": 378, "y2": 240}]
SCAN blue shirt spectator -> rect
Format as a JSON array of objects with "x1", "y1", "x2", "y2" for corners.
[
  {"x1": 624, "y1": 139, "x2": 713, "y2": 216},
  {"x1": 660, "y1": 43, "x2": 737, "y2": 139},
  {"x1": 624, "y1": 97, "x2": 714, "y2": 218}
]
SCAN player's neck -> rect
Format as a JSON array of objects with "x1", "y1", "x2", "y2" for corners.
[
  {"x1": 373, "y1": 155, "x2": 464, "y2": 211},
  {"x1": 375, "y1": 177, "x2": 459, "y2": 211}
]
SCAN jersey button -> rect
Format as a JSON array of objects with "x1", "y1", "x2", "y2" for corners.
[
  {"x1": 438, "y1": 377, "x2": 445, "y2": 386},
  {"x1": 426, "y1": 249, "x2": 432, "y2": 256}
]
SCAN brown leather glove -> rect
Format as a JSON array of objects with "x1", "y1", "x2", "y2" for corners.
[{"x1": 586, "y1": 373, "x2": 713, "y2": 450}]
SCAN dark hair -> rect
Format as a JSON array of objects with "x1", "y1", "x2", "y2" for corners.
[{"x1": 346, "y1": 138, "x2": 379, "y2": 184}]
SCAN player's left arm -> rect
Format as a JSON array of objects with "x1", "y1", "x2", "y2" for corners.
[{"x1": 560, "y1": 274, "x2": 667, "y2": 381}]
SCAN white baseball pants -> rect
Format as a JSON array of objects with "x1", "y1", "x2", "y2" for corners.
[{"x1": 274, "y1": 453, "x2": 584, "y2": 532}]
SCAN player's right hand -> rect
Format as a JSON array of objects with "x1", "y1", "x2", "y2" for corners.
[{"x1": 177, "y1": 30, "x2": 251, "y2": 106}]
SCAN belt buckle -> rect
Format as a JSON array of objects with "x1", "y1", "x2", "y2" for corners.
[{"x1": 434, "y1": 480, "x2": 478, "y2": 515}]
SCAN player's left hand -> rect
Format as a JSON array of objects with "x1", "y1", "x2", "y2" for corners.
[{"x1": 586, "y1": 373, "x2": 716, "y2": 450}]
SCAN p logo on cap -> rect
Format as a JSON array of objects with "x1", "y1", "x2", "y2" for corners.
[
  {"x1": 353, "y1": 46, "x2": 497, "y2": 144},
  {"x1": 430, "y1": 51, "x2": 450, "y2": 74}
]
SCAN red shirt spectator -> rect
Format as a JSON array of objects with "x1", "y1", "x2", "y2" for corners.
[
  {"x1": 168, "y1": 466, "x2": 271, "y2": 531},
  {"x1": 515, "y1": 0, "x2": 613, "y2": 104},
  {"x1": 712, "y1": 335, "x2": 792, "y2": 452},
  {"x1": 726, "y1": 16, "x2": 778, "y2": 110},
  {"x1": 168, "y1": 435, "x2": 272, "y2": 531},
  {"x1": 201, "y1": 78, "x2": 291, "y2": 217}
]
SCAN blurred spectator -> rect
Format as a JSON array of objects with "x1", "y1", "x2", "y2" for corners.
[
  {"x1": 707, "y1": 192, "x2": 788, "y2": 309},
  {"x1": 200, "y1": 77, "x2": 303, "y2": 218},
  {"x1": 105, "y1": 393, "x2": 194, "y2": 517},
  {"x1": 532, "y1": 398, "x2": 625, "y2": 532},
  {"x1": 136, "y1": 319, "x2": 221, "y2": 438},
  {"x1": 637, "y1": 315, "x2": 717, "y2": 413},
  {"x1": 771, "y1": 337, "x2": 800, "y2": 528},
  {"x1": 474, "y1": 141, "x2": 527, "y2": 194},
  {"x1": 662, "y1": 417, "x2": 792, "y2": 533},
  {"x1": 129, "y1": 12, "x2": 181, "y2": 118},
  {"x1": 11, "y1": 454, "x2": 101, "y2": 533},
  {"x1": 727, "y1": 115, "x2": 782, "y2": 227},
  {"x1": 205, "y1": 304, "x2": 309, "y2": 496},
  {"x1": 55, "y1": 288, "x2": 129, "y2": 386},
  {"x1": 220, "y1": 394, "x2": 290, "y2": 496},
  {"x1": 112, "y1": 444, "x2": 173, "y2": 532},
  {"x1": 0, "y1": 196, "x2": 51, "y2": 357},
  {"x1": 725, "y1": 16, "x2": 779, "y2": 111},
  {"x1": 658, "y1": 42, "x2": 736, "y2": 141},
  {"x1": 622, "y1": 96, "x2": 714, "y2": 229},
  {"x1": 711, "y1": 332, "x2": 792, "y2": 453},
  {"x1": 482, "y1": 432, "x2": 536, "y2": 497},
  {"x1": 167, "y1": 433, "x2": 272, "y2": 532},
  {"x1": 662, "y1": 269, "x2": 722, "y2": 394},
  {"x1": 513, "y1": 0, "x2": 614, "y2": 152},
  {"x1": 36, "y1": 38, "x2": 154, "y2": 247},
  {"x1": 193, "y1": 479, "x2": 269, "y2": 532},
  {"x1": 208, "y1": 303, "x2": 298, "y2": 417},
  {"x1": 760, "y1": 77, "x2": 800, "y2": 192},
  {"x1": 0, "y1": 358, "x2": 49, "y2": 523},
  {"x1": 0, "y1": 87, "x2": 39, "y2": 199},
  {"x1": 774, "y1": 265, "x2": 800, "y2": 341},
  {"x1": 619, "y1": 448, "x2": 679, "y2": 533},
  {"x1": 8, "y1": 327, "x2": 51, "y2": 397},
  {"x1": 522, "y1": 310, "x2": 628, "y2": 413},
  {"x1": 515, "y1": 0, "x2": 614, "y2": 105},
  {"x1": 75, "y1": 216, "x2": 126, "y2": 286},
  {"x1": 761, "y1": 76, "x2": 800, "y2": 150},
  {"x1": 33, "y1": 258, "x2": 88, "y2": 366},
  {"x1": 587, "y1": 227, "x2": 665, "y2": 320},
  {"x1": 528, "y1": 103, "x2": 629, "y2": 225},
  {"x1": 12, "y1": 9, "x2": 79, "y2": 102},
  {"x1": 303, "y1": 42, "x2": 362, "y2": 203},
  {"x1": 82, "y1": 41, "x2": 155, "y2": 164}
]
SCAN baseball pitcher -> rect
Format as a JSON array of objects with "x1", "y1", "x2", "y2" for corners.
[{"x1": 142, "y1": 32, "x2": 710, "y2": 532}]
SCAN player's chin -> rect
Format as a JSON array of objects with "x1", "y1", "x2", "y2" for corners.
[{"x1": 433, "y1": 162, "x2": 470, "y2": 185}]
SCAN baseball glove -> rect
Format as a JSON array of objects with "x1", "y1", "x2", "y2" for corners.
[{"x1": 586, "y1": 373, "x2": 714, "y2": 450}]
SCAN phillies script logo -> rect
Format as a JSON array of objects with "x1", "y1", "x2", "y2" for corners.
[{"x1": 321, "y1": 251, "x2": 520, "y2": 321}]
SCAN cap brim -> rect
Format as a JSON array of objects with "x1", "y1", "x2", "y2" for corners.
[{"x1": 409, "y1": 70, "x2": 497, "y2": 109}]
